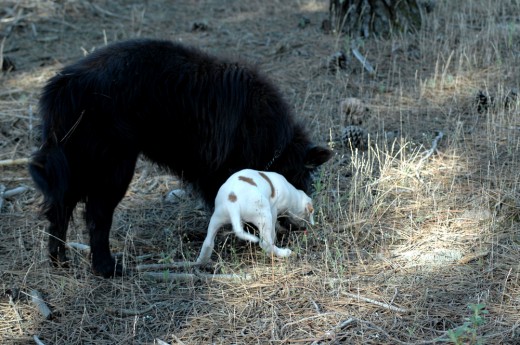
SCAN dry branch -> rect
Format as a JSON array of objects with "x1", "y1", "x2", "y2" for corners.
[
  {"x1": 458, "y1": 250, "x2": 489, "y2": 265},
  {"x1": 0, "y1": 184, "x2": 5, "y2": 211},
  {"x1": 341, "y1": 291, "x2": 408, "y2": 313},
  {"x1": 0, "y1": 158, "x2": 30, "y2": 166},
  {"x1": 33, "y1": 335, "x2": 46, "y2": 345},
  {"x1": 136, "y1": 261, "x2": 200, "y2": 271},
  {"x1": 155, "y1": 339, "x2": 169, "y2": 345},
  {"x1": 0, "y1": 185, "x2": 28, "y2": 211},
  {"x1": 3, "y1": 186, "x2": 28, "y2": 198},
  {"x1": 106, "y1": 304, "x2": 156, "y2": 317},
  {"x1": 351, "y1": 47, "x2": 375, "y2": 76},
  {"x1": 66, "y1": 242, "x2": 91, "y2": 252},
  {"x1": 141, "y1": 271, "x2": 252, "y2": 283},
  {"x1": 30, "y1": 289, "x2": 52, "y2": 320},
  {"x1": 415, "y1": 131, "x2": 444, "y2": 181}
]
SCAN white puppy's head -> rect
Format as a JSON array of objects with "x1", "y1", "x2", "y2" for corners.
[{"x1": 286, "y1": 190, "x2": 315, "y2": 226}]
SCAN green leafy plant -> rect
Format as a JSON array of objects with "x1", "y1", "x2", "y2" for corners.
[{"x1": 447, "y1": 303, "x2": 489, "y2": 345}]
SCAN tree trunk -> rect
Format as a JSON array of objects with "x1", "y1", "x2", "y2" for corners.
[{"x1": 329, "y1": 0, "x2": 424, "y2": 37}]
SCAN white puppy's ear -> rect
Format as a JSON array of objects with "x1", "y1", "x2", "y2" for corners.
[{"x1": 306, "y1": 203, "x2": 315, "y2": 225}]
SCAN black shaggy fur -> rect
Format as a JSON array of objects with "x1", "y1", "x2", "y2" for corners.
[{"x1": 29, "y1": 39, "x2": 332, "y2": 277}]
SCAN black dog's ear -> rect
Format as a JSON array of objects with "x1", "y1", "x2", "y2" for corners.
[{"x1": 304, "y1": 146, "x2": 332, "y2": 169}]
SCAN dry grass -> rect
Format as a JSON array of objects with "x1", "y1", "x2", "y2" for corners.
[{"x1": 1, "y1": 0, "x2": 520, "y2": 344}]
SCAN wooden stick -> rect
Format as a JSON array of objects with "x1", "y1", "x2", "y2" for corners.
[
  {"x1": 30, "y1": 289, "x2": 53, "y2": 320},
  {"x1": 351, "y1": 47, "x2": 375, "y2": 76},
  {"x1": 155, "y1": 339, "x2": 170, "y2": 345},
  {"x1": 0, "y1": 158, "x2": 30, "y2": 167},
  {"x1": 420, "y1": 131, "x2": 444, "y2": 162},
  {"x1": 141, "y1": 271, "x2": 252, "y2": 282},
  {"x1": 33, "y1": 335, "x2": 46, "y2": 345},
  {"x1": 3, "y1": 186, "x2": 29, "y2": 198},
  {"x1": 0, "y1": 36, "x2": 5, "y2": 73},
  {"x1": 136, "y1": 261, "x2": 200, "y2": 271},
  {"x1": 416, "y1": 131, "x2": 444, "y2": 182},
  {"x1": 66, "y1": 242, "x2": 91, "y2": 252},
  {"x1": 341, "y1": 291, "x2": 408, "y2": 313},
  {"x1": 0, "y1": 184, "x2": 5, "y2": 211},
  {"x1": 91, "y1": 4, "x2": 125, "y2": 19},
  {"x1": 458, "y1": 250, "x2": 489, "y2": 265},
  {"x1": 106, "y1": 304, "x2": 155, "y2": 317}
]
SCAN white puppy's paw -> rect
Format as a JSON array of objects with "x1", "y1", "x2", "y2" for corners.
[
  {"x1": 274, "y1": 247, "x2": 292, "y2": 258},
  {"x1": 196, "y1": 253, "x2": 212, "y2": 265}
]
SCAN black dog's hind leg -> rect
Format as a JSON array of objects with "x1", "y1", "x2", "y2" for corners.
[{"x1": 85, "y1": 155, "x2": 137, "y2": 277}]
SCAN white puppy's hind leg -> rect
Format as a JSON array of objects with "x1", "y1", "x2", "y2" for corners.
[
  {"x1": 229, "y1": 205, "x2": 260, "y2": 243},
  {"x1": 196, "y1": 211, "x2": 224, "y2": 264}
]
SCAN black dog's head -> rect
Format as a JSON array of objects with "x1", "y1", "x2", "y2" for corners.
[{"x1": 271, "y1": 125, "x2": 332, "y2": 196}]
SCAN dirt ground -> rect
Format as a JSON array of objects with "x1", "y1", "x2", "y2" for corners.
[{"x1": 1, "y1": 1, "x2": 519, "y2": 344}]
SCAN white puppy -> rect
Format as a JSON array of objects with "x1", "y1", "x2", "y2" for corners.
[{"x1": 196, "y1": 169, "x2": 315, "y2": 264}]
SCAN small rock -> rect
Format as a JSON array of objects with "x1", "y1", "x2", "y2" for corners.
[{"x1": 165, "y1": 189, "x2": 187, "y2": 203}]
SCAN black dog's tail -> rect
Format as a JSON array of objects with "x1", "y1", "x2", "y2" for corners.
[{"x1": 29, "y1": 144, "x2": 70, "y2": 219}]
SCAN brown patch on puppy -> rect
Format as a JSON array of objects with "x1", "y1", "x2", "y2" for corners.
[
  {"x1": 228, "y1": 192, "x2": 237, "y2": 202},
  {"x1": 258, "y1": 172, "x2": 275, "y2": 198},
  {"x1": 238, "y1": 176, "x2": 257, "y2": 186},
  {"x1": 306, "y1": 203, "x2": 314, "y2": 213}
]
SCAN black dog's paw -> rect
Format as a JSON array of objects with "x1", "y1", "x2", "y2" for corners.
[
  {"x1": 92, "y1": 256, "x2": 127, "y2": 278},
  {"x1": 49, "y1": 250, "x2": 70, "y2": 268}
]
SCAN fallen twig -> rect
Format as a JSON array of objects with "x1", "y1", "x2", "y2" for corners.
[
  {"x1": 0, "y1": 158, "x2": 30, "y2": 166},
  {"x1": 155, "y1": 339, "x2": 170, "y2": 345},
  {"x1": 3, "y1": 186, "x2": 28, "y2": 198},
  {"x1": 0, "y1": 36, "x2": 5, "y2": 73},
  {"x1": 0, "y1": 185, "x2": 29, "y2": 211},
  {"x1": 33, "y1": 335, "x2": 46, "y2": 345},
  {"x1": 0, "y1": 185, "x2": 5, "y2": 211},
  {"x1": 351, "y1": 47, "x2": 375, "y2": 76},
  {"x1": 91, "y1": 3, "x2": 125, "y2": 19},
  {"x1": 106, "y1": 304, "x2": 156, "y2": 317},
  {"x1": 30, "y1": 289, "x2": 53, "y2": 320},
  {"x1": 66, "y1": 242, "x2": 91, "y2": 252},
  {"x1": 341, "y1": 291, "x2": 408, "y2": 313},
  {"x1": 311, "y1": 317, "x2": 356, "y2": 345},
  {"x1": 458, "y1": 250, "x2": 489, "y2": 265},
  {"x1": 421, "y1": 131, "x2": 444, "y2": 162},
  {"x1": 415, "y1": 131, "x2": 444, "y2": 182},
  {"x1": 141, "y1": 271, "x2": 252, "y2": 282},
  {"x1": 136, "y1": 261, "x2": 200, "y2": 271},
  {"x1": 156, "y1": 336, "x2": 185, "y2": 345}
]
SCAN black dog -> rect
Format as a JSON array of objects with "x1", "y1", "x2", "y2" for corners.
[{"x1": 29, "y1": 39, "x2": 332, "y2": 277}]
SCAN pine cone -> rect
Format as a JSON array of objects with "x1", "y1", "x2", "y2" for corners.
[{"x1": 341, "y1": 125, "x2": 368, "y2": 150}]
